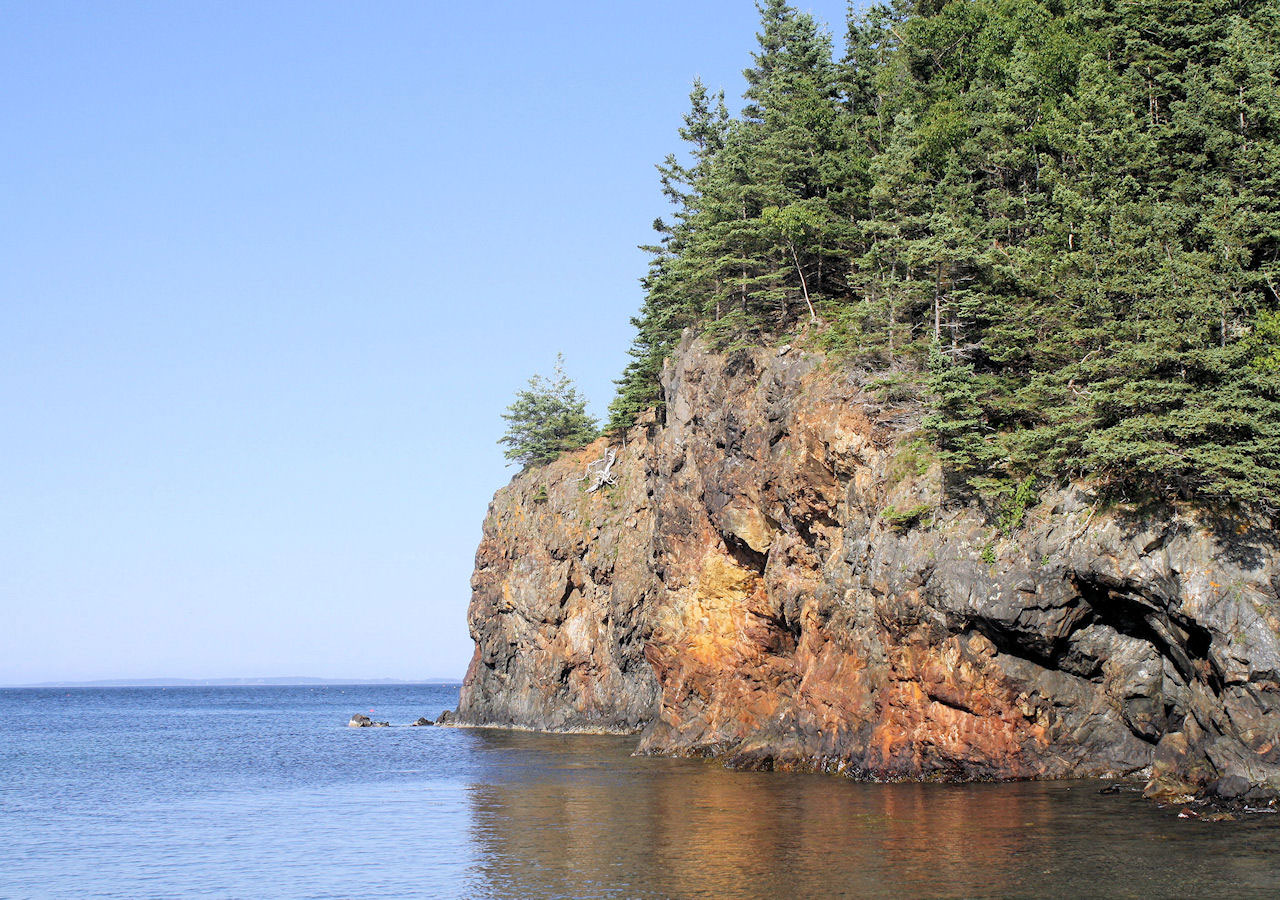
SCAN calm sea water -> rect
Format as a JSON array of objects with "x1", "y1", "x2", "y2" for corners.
[{"x1": 2, "y1": 685, "x2": 1279, "y2": 899}]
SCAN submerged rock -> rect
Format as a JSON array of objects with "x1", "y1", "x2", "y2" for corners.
[{"x1": 457, "y1": 336, "x2": 1280, "y2": 803}]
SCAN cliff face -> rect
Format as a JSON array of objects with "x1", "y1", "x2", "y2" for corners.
[{"x1": 459, "y1": 338, "x2": 1280, "y2": 801}]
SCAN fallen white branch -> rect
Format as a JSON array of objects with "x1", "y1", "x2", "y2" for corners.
[{"x1": 579, "y1": 448, "x2": 618, "y2": 493}]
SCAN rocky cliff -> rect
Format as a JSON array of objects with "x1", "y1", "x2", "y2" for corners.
[{"x1": 459, "y1": 337, "x2": 1280, "y2": 802}]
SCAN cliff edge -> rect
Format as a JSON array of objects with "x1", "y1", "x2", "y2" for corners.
[{"x1": 459, "y1": 337, "x2": 1280, "y2": 803}]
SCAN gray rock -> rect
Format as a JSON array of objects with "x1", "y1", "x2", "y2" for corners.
[{"x1": 1211, "y1": 774, "x2": 1251, "y2": 799}]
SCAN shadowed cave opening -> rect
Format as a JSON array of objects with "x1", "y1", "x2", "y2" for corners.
[
  {"x1": 722, "y1": 531, "x2": 768, "y2": 574},
  {"x1": 1073, "y1": 577, "x2": 1222, "y2": 696},
  {"x1": 967, "y1": 578, "x2": 1219, "y2": 692},
  {"x1": 961, "y1": 576, "x2": 1224, "y2": 746}
]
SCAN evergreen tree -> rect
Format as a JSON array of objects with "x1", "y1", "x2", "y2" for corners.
[
  {"x1": 607, "y1": 80, "x2": 730, "y2": 433},
  {"x1": 500, "y1": 355, "x2": 599, "y2": 468},
  {"x1": 733, "y1": 0, "x2": 858, "y2": 330}
]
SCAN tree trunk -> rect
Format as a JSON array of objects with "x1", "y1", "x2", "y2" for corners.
[
  {"x1": 933, "y1": 261, "x2": 943, "y2": 341},
  {"x1": 788, "y1": 240, "x2": 817, "y2": 323}
]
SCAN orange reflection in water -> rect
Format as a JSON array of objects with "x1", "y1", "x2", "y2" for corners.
[{"x1": 461, "y1": 729, "x2": 1279, "y2": 899}]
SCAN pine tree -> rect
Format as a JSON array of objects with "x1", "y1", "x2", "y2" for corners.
[
  {"x1": 734, "y1": 0, "x2": 857, "y2": 330},
  {"x1": 500, "y1": 355, "x2": 599, "y2": 468},
  {"x1": 607, "y1": 81, "x2": 731, "y2": 433}
]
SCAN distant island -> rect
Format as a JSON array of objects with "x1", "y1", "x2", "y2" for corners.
[{"x1": 14, "y1": 677, "x2": 462, "y2": 688}]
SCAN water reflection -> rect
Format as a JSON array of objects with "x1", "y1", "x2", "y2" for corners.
[{"x1": 463, "y1": 729, "x2": 1280, "y2": 899}]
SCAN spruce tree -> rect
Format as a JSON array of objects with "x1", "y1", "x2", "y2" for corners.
[
  {"x1": 607, "y1": 81, "x2": 731, "y2": 433},
  {"x1": 500, "y1": 355, "x2": 599, "y2": 468}
]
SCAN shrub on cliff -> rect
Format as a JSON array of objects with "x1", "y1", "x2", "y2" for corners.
[{"x1": 499, "y1": 355, "x2": 599, "y2": 468}]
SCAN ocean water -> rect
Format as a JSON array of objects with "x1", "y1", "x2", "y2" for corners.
[{"x1": 3, "y1": 685, "x2": 1279, "y2": 899}]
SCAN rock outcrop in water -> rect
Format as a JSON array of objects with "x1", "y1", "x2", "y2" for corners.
[{"x1": 458, "y1": 337, "x2": 1280, "y2": 802}]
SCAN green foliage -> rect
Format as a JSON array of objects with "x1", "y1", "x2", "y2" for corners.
[
  {"x1": 977, "y1": 475, "x2": 1039, "y2": 535},
  {"x1": 1248, "y1": 310, "x2": 1280, "y2": 374},
  {"x1": 923, "y1": 342, "x2": 1000, "y2": 484},
  {"x1": 499, "y1": 354, "x2": 599, "y2": 469},
  {"x1": 882, "y1": 503, "x2": 933, "y2": 531},
  {"x1": 813, "y1": 302, "x2": 868, "y2": 359},
  {"x1": 868, "y1": 372, "x2": 921, "y2": 404},
  {"x1": 980, "y1": 542, "x2": 997, "y2": 566},
  {"x1": 885, "y1": 438, "x2": 935, "y2": 493},
  {"x1": 604, "y1": 0, "x2": 1280, "y2": 513}
]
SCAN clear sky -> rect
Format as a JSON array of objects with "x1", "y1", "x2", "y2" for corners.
[{"x1": 1, "y1": 0, "x2": 860, "y2": 684}]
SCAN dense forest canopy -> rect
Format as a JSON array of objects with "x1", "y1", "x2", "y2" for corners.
[{"x1": 607, "y1": 0, "x2": 1280, "y2": 513}]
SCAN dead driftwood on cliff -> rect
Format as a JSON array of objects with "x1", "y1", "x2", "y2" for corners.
[{"x1": 579, "y1": 448, "x2": 617, "y2": 493}]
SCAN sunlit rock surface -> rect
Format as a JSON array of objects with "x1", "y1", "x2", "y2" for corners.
[{"x1": 458, "y1": 336, "x2": 1280, "y2": 802}]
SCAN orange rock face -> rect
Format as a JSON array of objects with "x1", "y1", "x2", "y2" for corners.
[{"x1": 459, "y1": 338, "x2": 1280, "y2": 800}]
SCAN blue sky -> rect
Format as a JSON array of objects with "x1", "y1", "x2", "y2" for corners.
[{"x1": 1, "y1": 0, "x2": 860, "y2": 683}]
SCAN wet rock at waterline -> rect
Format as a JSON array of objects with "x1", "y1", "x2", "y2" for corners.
[{"x1": 348, "y1": 714, "x2": 389, "y2": 728}]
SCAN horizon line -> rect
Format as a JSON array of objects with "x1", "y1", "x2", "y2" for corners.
[{"x1": 5, "y1": 676, "x2": 465, "y2": 688}]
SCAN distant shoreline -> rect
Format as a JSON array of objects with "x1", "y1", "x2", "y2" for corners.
[{"x1": 5, "y1": 678, "x2": 463, "y2": 688}]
